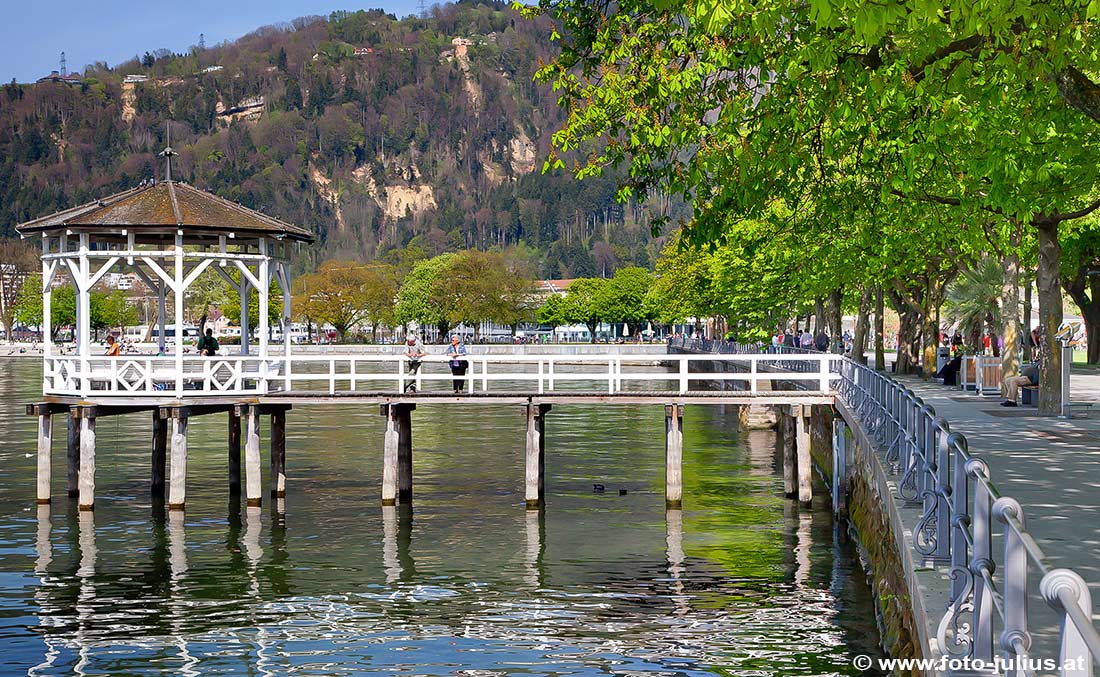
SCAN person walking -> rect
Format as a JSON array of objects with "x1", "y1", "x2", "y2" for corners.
[{"x1": 447, "y1": 334, "x2": 469, "y2": 393}]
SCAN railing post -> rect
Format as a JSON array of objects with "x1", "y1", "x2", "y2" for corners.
[
  {"x1": 995, "y1": 497, "x2": 1032, "y2": 674},
  {"x1": 932, "y1": 419, "x2": 951, "y2": 563},
  {"x1": 679, "y1": 357, "x2": 688, "y2": 393},
  {"x1": 968, "y1": 459, "x2": 995, "y2": 664},
  {"x1": 949, "y1": 434, "x2": 970, "y2": 600},
  {"x1": 1040, "y1": 569, "x2": 1095, "y2": 677},
  {"x1": 819, "y1": 356, "x2": 829, "y2": 392}
]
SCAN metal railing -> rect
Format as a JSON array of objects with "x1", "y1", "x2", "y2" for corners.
[
  {"x1": 677, "y1": 337, "x2": 1100, "y2": 676},
  {"x1": 42, "y1": 351, "x2": 841, "y2": 399}
]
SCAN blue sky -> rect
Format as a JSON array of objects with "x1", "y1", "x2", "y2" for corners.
[{"x1": 1, "y1": 1, "x2": 423, "y2": 84}]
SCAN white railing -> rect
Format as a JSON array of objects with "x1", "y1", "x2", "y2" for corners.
[{"x1": 41, "y1": 351, "x2": 842, "y2": 399}]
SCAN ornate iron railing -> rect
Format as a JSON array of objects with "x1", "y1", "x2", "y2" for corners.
[{"x1": 672, "y1": 336, "x2": 1100, "y2": 677}]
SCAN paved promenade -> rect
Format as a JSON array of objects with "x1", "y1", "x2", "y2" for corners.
[{"x1": 892, "y1": 368, "x2": 1100, "y2": 661}]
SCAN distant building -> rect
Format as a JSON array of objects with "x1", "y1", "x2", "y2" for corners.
[
  {"x1": 201, "y1": 65, "x2": 224, "y2": 73},
  {"x1": 541, "y1": 279, "x2": 576, "y2": 297},
  {"x1": 353, "y1": 47, "x2": 374, "y2": 56},
  {"x1": 123, "y1": 74, "x2": 149, "y2": 84},
  {"x1": 36, "y1": 71, "x2": 81, "y2": 85}
]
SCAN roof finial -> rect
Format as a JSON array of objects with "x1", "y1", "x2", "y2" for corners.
[{"x1": 158, "y1": 122, "x2": 178, "y2": 182}]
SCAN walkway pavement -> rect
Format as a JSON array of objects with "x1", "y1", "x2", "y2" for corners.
[{"x1": 892, "y1": 369, "x2": 1100, "y2": 661}]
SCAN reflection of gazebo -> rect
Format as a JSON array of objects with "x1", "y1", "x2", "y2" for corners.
[{"x1": 16, "y1": 175, "x2": 312, "y2": 396}]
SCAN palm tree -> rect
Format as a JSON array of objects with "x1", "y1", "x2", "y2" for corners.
[{"x1": 945, "y1": 257, "x2": 1003, "y2": 355}]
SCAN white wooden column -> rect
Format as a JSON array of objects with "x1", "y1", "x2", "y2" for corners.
[
  {"x1": 77, "y1": 233, "x2": 91, "y2": 359},
  {"x1": 258, "y1": 239, "x2": 270, "y2": 360},
  {"x1": 41, "y1": 237, "x2": 51, "y2": 357},
  {"x1": 245, "y1": 406, "x2": 262, "y2": 507},
  {"x1": 36, "y1": 412, "x2": 52, "y2": 504},
  {"x1": 174, "y1": 232, "x2": 184, "y2": 395},
  {"x1": 239, "y1": 280, "x2": 250, "y2": 356},
  {"x1": 280, "y1": 261, "x2": 292, "y2": 359},
  {"x1": 157, "y1": 282, "x2": 167, "y2": 354},
  {"x1": 77, "y1": 408, "x2": 96, "y2": 511},
  {"x1": 168, "y1": 415, "x2": 188, "y2": 511}
]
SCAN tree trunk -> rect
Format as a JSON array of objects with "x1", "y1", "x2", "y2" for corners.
[
  {"x1": 874, "y1": 286, "x2": 885, "y2": 370},
  {"x1": 1023, "y1": 277, "x2": 1033, "y2": 361},
  {"x1": 1035, "y1": 221, "x2": 1062, "y2": 415},
  {"x1": 920, "y1": 278, "x2": 946, "y2": 379},
  {"x1": 587, "y1": 320, "x2": 599, "y2": 343},
  {"x1": 827, "y1": 288, "x2": 843, "y2": 353},
  {"x1": 813, "y1": 297, "x2": 825, "y2": 333},
  {"x1": 1000, "y1": 249, "x2": 1021, "y2": 395},
  {"x1": 852, "y1": 287, "x2": 872, "y2": 365},
  {"x1": 1063, "y1": 264, "x2": 1100, "y2": 364}
]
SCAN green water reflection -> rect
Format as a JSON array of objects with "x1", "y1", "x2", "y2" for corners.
[{"x1": 0, "y1": 359, "x2": 885, "y2": 675}]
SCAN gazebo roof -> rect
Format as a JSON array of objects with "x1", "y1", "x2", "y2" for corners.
[{"x1": 15, "y1": 180, "x2": 314, "y2": 242}]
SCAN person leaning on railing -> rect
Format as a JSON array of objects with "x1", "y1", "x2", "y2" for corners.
[{"x1": 1001, "y1": 362, "x2": 1039, "y2": 407}]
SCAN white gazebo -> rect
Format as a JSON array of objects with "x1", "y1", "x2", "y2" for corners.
[{"x1": 16, "y1": 175, "x2": 313, "y2": 398}]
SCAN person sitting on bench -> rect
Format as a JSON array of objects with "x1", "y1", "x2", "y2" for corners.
[
  {"x1": 935, "y1": 355, "x2": 962, "y2": 386},
  {"x1": 1001, "y1": 362, "x2": 1039, "y2": 407}
]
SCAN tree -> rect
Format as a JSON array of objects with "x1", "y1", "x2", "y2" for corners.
[
  {"x1": 395, "y1": 253, "x2": 459, "y2": 338},
  {"x1": 0, "y1": 238, "x2": 37, "y2": 343},
  {"x1": 596, "y1": 266, "x2": 652, "y2": 337},
  {"x1": 559, "y1": 278, "x2": 608, "y2": 342},
  {"x1": 99, "y1": 290, "x2": 140, "y2": 336},
  {"x1": 221, "y1": 276, "x2": 284, "y2": 333},
  {"x1": 296, "y1": 260, "x2": 375, "y2": 342},
  {"x1": 188, "y1": 273, "x2": 228, "y2": 334}
]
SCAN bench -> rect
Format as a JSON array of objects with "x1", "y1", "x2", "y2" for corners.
[
  {"x1": 1021, "y1": 385, "x2": 1039, "y2": 406},
  {"x1": 1066, "y1": 402, "x2": 1095, "y2": 419}
]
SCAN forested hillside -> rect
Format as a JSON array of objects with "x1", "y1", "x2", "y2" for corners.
[{"x1": 0, "y1": 1, "x2": 676, "y2": 276}]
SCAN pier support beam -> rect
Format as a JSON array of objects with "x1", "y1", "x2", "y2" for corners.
[
  {"x1": 665, "y1": 404, "x2": 684, "y2": 509},
  {"x1": 66, "y1": 412, "x2": 80, "y2": 498},
  {"x1": 381, "y1": 404, "x2": 415, "y2": 506},
  {"x1": 524, "y1": 403, "x2": 551, "y2": 509},
  {"x1": 270, "y1": 410, "x2": 286, "y2": 498},
  {"x1": 795, "y1": 406, "x2": 812, "y2": 505},
  {"x1": 244, "y1": 406, "x2": 262, "y2": 507},
  {"x1": 168, "y1": 414, "x2": 188, "y2": 511},
  {"x1": 74, "y1": 406, "x2": 96, "y2": 511},
  {"x1": 228, "y1": 411, "x2": 241, "y2": 496},
  {"x1": 782, "y1": 406, "x2": 797, "y2": 498},
  {"x1": 151, "y1": 410, "x2": 167, "y2": 499},
  {"x1": 36, "y1": 412, "x2": 52, "y2": 504}
]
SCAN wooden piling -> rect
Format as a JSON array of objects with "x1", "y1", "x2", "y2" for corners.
[
  {"x1": 245, "y1": 406, "x2": 262, "y2": 507},
  {"x1": 397, "y1": 405, "x2": 413, "y2": 504},
  {"x1": 796, "y1": 405, "x2": 812, "y2": 505},
  {"x1": 524, "y1": 403, "x2": 551, "y2": 509},
  {"x1": 380, "y1": 404, "x2": 414, "y2": 505},
  {"x1": 270, "y1": 410, "x2": 286, "y2": 498},
  {"x1": 36, "y1": 413, "x2": 52, "y2": 504},
  {"x1": 66, "y1": 412, "x2": 80, "y2": 498},
  {"x1": 151, "y1": 411, "x2": 167, "y2": 498},
  {"x1": 75, "y1": 407, "x2": 96, "y2": 511},
  {"x1": 168, "y1": 415, "x2": 188, "y2": 511},
  {"x1": 783, "y1": 407, "x2": 797, "y2": 498},
  {"x1": 228, "y1": 411, "x2": 241, "y2": 495},
  {"x1": 665, "y1": 404, "x2": 684, "y2": 509}
]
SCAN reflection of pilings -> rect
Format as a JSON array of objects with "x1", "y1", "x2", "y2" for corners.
[
  {"x1": 397, "y1": 504, "x2": 415, "y2": 582},
  {"x1": 168, "y1": 511, "x2": 188, "y2": 577},
  {"x1": 270, "y1": 410, "x2": 286, "y2": 499},
  {"x1": 31, "y1": 505, "x2": 59, "y2": 676},
  {"x1": 665, "y1": 404, "x2": 684, "y2": 509},
  {"x1": 523, "y1": 508, "x2": 545, "y2": 588},
  {"x1": 793, "y1": 508, "x2": 813, "y2": 589},
  {"x1": 382, "y1": 505, "x2": 398, "y2": 584},
  {"x1": 665, "y1": 508, "x2": 689, "y2": 617},
  {"x1": 75, "y1": 510, "x2": 97, "y2": 675},
  {"x1": 244, "y1": 506, "x2": 264, "y2": 572}
]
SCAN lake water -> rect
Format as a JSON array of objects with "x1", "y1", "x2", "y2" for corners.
[{"x1": 0, "y1": 359, "x2": 886, "y2": 675}]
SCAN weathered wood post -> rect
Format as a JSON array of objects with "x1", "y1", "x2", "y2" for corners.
[
  {"x1": 831, "y1": 417, "x2": 848, "y2": 518},
  {"x1": 782, "y1": 406, "x2": 797, "y2": 498},
  {"x1": 665, "y1": 404, "x2": 684, "y2": 509},
  {"x1": 228, "y1": 410, "x2": 241, "y2": 495},
  {"x1": 66, "y1": 411, "x2": 80, "y2": 498},
  {"x1": 74, "y1": 406, "x2": 96, "y2": 511},
  {"x1": 270, "y1": 409, "x2": 287, "y2": 499},
  {"x1": 381, "y1": 404, "x2": 415, "y2": 505},
  {"x1": 30, "y1": 405, "x2": 53, "y2": 505},
  {"x1": 795, "y1": 405, "x2": 812, "y2": 505},
  {"x1": 244, "y1": 405, "x2": 262, "y2": 507},
  {"x1": 167, "y1": 410, "x2": 189, "y2": 511},
  {"x1": 151, "y1": 410, "x2": 167, "y2": 499},
  {"x1": 524, "y1": 402, "x2": 551, "y2": 509}
]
